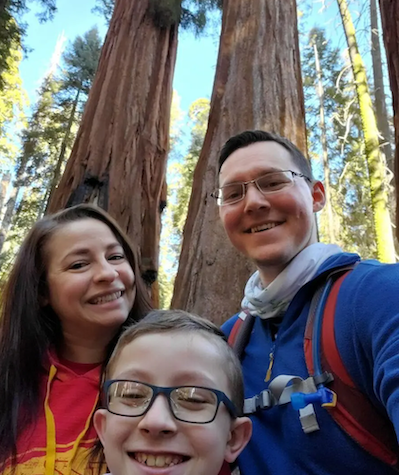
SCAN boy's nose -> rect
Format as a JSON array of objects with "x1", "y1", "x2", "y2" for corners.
[{"x1": 138, "y1": 395, "x2": 178, "y2": 436}]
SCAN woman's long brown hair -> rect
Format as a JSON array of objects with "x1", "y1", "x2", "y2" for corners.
[{"x1": 0, "y1": 204, "x2": 152, "y2": 467}]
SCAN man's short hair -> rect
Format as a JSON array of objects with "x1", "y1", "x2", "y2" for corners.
[
  {"x1": 106, "y1": 309, "x2": 245, "y2": 413},
  {"x1": 218, "y1": 130, "x2": 313, "y2": 180}
]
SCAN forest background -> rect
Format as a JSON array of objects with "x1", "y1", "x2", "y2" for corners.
[{"x1": 0, "y1": 0, "x2": 398, "y2": 325}]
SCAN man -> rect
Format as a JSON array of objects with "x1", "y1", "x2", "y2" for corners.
[{"x1": 216, "y1": 130, "x2": 399, "y2": 474}]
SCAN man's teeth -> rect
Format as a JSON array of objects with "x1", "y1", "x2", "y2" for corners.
[
  {"x1": 91, "y1": 290, "x2": 123, "y2": 304},
  {"x1": 134, "y1": 453, "x2": 184, "y2": 467},
  {"x1": 250, "y1": 223, "x2": 279, "y2": 233}
]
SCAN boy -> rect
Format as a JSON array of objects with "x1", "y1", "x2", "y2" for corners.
[{"x1": 94, "y1": 310, "x2": 252, "y2": 475}]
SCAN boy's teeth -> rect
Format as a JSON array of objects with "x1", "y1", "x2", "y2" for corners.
[
  {"x1": 134, "y1": 453, "x2": 182, "y2": 467},
  {"x1": 250, "y1": 223, "x2": 278, "y2": 233},
  {"x1": 91, "y1": 291, "x2": 122, "y2": 304}
]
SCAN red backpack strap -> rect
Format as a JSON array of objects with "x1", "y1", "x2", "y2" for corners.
[
  {"x1": 218, "y1": 461, "x2": 232, "y2": 475},
  {"x1": 228, "y1": 312, "x2": 255, "y2": 361},
  {"x1": 305, "y1": 270, "x2": 399, "y2": 467}
]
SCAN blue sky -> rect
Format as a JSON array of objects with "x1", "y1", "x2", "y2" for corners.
[{"x1": 20, "y1": 0, "x2": 219, "y2": 116}]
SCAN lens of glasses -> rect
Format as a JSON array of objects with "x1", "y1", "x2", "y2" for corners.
[
  {"x1": 171, "y1": 387, "x2": 218, "y2": 423},
  {"x1": 108, "y1": 381, "x2": 152, "y2": 416},
  {"x1": 218, "y1": 170, "x2": 294, "y2": 205},
  {"x1": 256, "y1": 171, "x2": 293, "y2": 193},
  {"x1": 219, "y1": 184, "x2": 244, "y2": 205}
]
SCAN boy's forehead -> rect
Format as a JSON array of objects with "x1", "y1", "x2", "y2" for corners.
[{"x1": 110, "y1": 332, "x2": 228, "y2": 382}]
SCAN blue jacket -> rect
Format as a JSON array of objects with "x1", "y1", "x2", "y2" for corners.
[{"x1": 222, "y1": 252, "x2": 399, "y2": 474}]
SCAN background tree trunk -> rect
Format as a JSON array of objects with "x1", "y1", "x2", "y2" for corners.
[
  {"x1": 337, "y1": 0, "x2": 395, "y2": 262},
  {"x1": 47, "y1": 0, "x2": 178, "y2": 287},
  {"x1": 370, "y1": 0, "x2": 393, "y2": 172},
  {"x1": 313, "y1": 38, "x2": 336, "y2": 243},
  {"x1": 45, "y1": 87, "x2": 81, "y2": 211},
  {"x1": 171, "y1": 0, "x2": 306, "y2": 325},
  {"x1": 378, "y1": 0, "x2": 399, "y2": 244}
]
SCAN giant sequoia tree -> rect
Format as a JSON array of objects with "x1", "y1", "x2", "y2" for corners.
[
  {"x1": 47, "y1": 0, "x2": 179, "y2": 285},
  {"x1": 378, "y1": 0, "x2": 399, "y2": 243},
  {"x1": 171, "y1": 0, "x2": 306, "y2": 324}
]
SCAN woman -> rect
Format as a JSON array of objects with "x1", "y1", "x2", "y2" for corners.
[{"x1": 0, "y1": 204, "x2": 152, "y2": 474}]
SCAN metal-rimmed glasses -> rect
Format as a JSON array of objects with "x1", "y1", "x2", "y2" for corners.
[
  {"x1": 102, "y1": 379, "x2": 239, "y2": 424},
  {"x1": 212, "y1": 170, "x2": 311, "y2": 206}
]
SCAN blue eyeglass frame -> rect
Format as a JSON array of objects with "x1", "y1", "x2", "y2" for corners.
[{"x1": 102, "y1": 379, "x2": 239, "y2": 423}]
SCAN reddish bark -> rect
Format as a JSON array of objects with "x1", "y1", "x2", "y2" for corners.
[
  {"x1": 171, "y1": 0, "x2": 307, "y2": 325},
  {"x1": 47, "y1": 0, "x2": 178, "y2": 285},
  {"x1": 378, "y1": 0, "x2": 399, "y2": 243}
]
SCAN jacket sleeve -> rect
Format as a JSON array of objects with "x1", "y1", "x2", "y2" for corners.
[{"x1": 338, "y1": 261, "x2": 399, "y2": 440}]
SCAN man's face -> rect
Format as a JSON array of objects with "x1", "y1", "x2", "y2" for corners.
[
  {"x1": 218, "y1": 141, "x2": 325, "y2": 284},
  {"x1": 94, "y1": 332, "x2": 250, "y2": 475}
]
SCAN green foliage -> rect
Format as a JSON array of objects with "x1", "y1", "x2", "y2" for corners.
[
  {"x1": 0, "y1": 27, "x2": 102, "y2": 273},
  {"x1": 92, "y1": 0, "x2": 114, "y2": 24},
  {"x1": 302, "y1": 27, "x2": 376, "y2": 259},
  {"x1": 158, "y1": 97, "x2": 210, "y2": 309},
  {"x1": 93, "y1": 0, "x2": 221, "y2": 34},
  {"x1": 0, "y1": 1, "x2": 57, "y2": 89},
  {"x1": 171, "y1": 98, "x2": 209, "y2": 236},
  {"x1": 0, "y1": 38, "x2": 27, "y2": 167},
  {"x1": 61, "y1": 27, "x2": 102, "y2": 94}
]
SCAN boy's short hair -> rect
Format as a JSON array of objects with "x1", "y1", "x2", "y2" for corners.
[
  {"x1": 106, "y1": 309, "x2": 244, "y2": 412},
  {"x1": 218, "y1": 129, "x2": 314, "y2": 180}
]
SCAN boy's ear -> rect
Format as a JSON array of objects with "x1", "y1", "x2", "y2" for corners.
[
  {"x1": 93, "y1": 409, "x2": 107, "y2": 446},
  {"x1": 224, "y1": 416, "x2": 252, "y2": 463}
]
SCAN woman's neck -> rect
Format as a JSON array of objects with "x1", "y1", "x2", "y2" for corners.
[{"x1": 59, "y1": 329, "x2": 115, "y2": 363}]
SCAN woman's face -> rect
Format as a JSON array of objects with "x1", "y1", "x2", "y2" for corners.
[{"x1": 45, "y1": 218, "x2": 136, "y2": 341}]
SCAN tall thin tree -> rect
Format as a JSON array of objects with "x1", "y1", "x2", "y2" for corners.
[
  {"x1": 337, "y1": 0, "x2": 395, "y2": 262},
  {"x1": 370, "y1": 0, "x2": 393, "y2": 171}
]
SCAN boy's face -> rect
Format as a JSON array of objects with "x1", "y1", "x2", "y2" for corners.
[{"x1": 94, "y1": 332, "x2": 251, "y2": 475}]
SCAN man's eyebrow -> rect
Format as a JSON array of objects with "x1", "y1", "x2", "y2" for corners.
[{"x1": 222, "y1": 167, "x2": 283, "y2": 185}]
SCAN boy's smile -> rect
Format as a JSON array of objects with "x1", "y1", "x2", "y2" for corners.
[{"x1": 95, "y1": 332, "x2": 240, "y2": 475}]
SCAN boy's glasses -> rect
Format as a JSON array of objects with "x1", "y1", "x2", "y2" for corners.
[
  {"x1": 212, "y1": 170, "x2": 311, "y2": 206},
  {"x1": 103, "y1": 379, "x2": 239, "y2": 424}
]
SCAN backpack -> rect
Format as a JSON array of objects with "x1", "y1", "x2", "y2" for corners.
[{"x1": 228, "y1": 266, "x2": 399, "y2": 469}]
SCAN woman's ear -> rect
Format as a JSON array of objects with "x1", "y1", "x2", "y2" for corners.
[
  {"x1": 311, "y1": 180, "x2": 326, "y2": 213},
  {"x1": 224, "y1": 417, "x2": 252, "y2": 463}
]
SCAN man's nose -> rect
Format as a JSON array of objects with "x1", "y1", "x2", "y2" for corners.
[{"x1": 243, "y1": 182, "x2": 271, "y2": 212}]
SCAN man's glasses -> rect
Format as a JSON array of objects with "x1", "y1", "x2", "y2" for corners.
[
  {"x1": 102, "y1": 380, "x2": 239, "y2": 424},
  {"x1": 212, "y1": 170, "x2": 311, "y2": 206}
]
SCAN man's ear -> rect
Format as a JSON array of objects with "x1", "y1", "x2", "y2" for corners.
[
  {"x1": 311, "y1": 180, "x2": 326, "y2": 213},
  {"x1": 93, "y1": 409, "x2": 107, "y2": 446},
  {"x1": 224, "y1": 417, "x2": 252, "y2": 463}
]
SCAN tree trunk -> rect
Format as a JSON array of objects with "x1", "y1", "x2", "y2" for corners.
[
  {"x1": 171, "y1": 0, "x2": 307, "y2": 325},
  {"x1": 0, "y1": 187, "x2": 17, "y2": 254},
  {"x1": 337, "y1": 0, "x2": 395, "y2": 262},
  {"x1": 45, "y1": 87, "x2": 81, "y2": 212},
  {"x1": 46, "y1": 0, "x2": 178, "y2": 288},
  {"x1": 0, "y1": 0, "x2": 9, "y2": 14},
  {"x1": 370, "y1": 0, "x2": 393, "y2": 172},
  {"x1": 378, "y1": 0, "x2": 399, "y2": 244},
  {"x1": 313, "y1": 38, "x2": 336, "y2": 243},
  {"x1": 0, "y1": 172, "x2": 11, "y2": 217}
]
